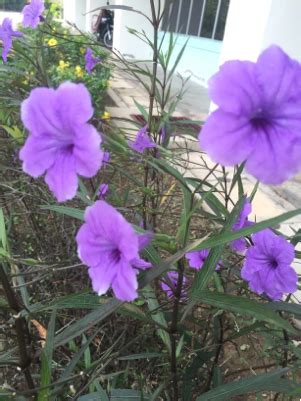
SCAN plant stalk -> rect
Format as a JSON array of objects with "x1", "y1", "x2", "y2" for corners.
[{"x1": 0, "y1": 263, "x2": 35, "y2": 390}]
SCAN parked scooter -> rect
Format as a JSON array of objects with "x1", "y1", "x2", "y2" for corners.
[{"x1": 92, "y1": 8, "x2": 114, "y2": 49}]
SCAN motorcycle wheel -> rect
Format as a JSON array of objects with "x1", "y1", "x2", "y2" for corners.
[{"x1": 103, "y1": 30, "x2": 113, "y2": 49}]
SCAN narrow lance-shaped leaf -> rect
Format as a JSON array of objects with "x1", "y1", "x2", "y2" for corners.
[{"x1": 191, "y1": 291, "x2": 296, "y2": 334}]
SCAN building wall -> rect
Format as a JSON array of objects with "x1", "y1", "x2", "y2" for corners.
[
  {"x1": 220, "y1": 0, "x2": 273, "y2": 63},
  {"x1": 262, "y1": 0, "x2": 301, "y2": 60},
  {"x1": 113, "y1": 0, "x2": 157, "y2": 60},
  {"x1": 220, "y1": 0, "x2": 301, "y2": 66},
  {"x1": 61, "y1": 0, "x2": 224, "y2": 85},
  {"x1": 0, "y1": 11, "x2": 22, "y2": 26}
]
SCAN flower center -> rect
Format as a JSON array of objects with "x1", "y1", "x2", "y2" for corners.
[
  {"x1": 250, "y1": 109, "x2": 271, "y2": 130},
  {"x1": 111, "y1": 248, "x2": 122, "y2": 264},
  {"x1": 64, "y1": 144, "x2": 74, "y2": 154},
  {"x1": 270, "y1": 258, "x2": 278, "y2": 269}
]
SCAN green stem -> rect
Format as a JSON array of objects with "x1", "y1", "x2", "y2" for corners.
[{"x1": 0, "y1": 263, "x2": 35, "y2": 391}]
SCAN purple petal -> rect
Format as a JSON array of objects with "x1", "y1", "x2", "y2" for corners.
[
  {"x1": 256, "y1": 45, "x2": 301, "y2": 105},
  {"x1": 245, "y1": 124, "x2": 301, "y2": 184},
  {"x1": 19, "y1": 133, "x2": 57, "y2": 177},
  {"x1": 131, "y1": 257, "x2": 151, "y2": 270},
  {"x1": 73, "y1": 124, "x2": 103, "y2": 177},
  {"x1": 45, "y1": 150, "x2": 78, "y2": 202},
  {"x1": 88, "y1": 264, "x2": 116, "y2": 296},
  {"x1": 84, "y1": 201, "x2": 139, "y2": 261},
  {"x1": 186, "y1": 249, "x2": 209, "y2": 269},
  {"x1": 208, "y1": 60, "x2": 259, "y2": 115},
  {"x1": 112, "y1": 260, "x2": 138, "y2": 301},
  {"x1": 200, "y1": 110, "x2": 254, "y2": 166}
]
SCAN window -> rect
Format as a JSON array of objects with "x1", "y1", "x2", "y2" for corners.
[
  {"x1": 162, "y1": 0, "x2": 230, "y2": 41},
  {"x1": 0, "y1": 0, "x2": 25, "y2": 12}
]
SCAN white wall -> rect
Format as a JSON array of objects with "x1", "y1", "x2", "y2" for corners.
[
  {"x1": 63, "y1": 0, "x2": 76, "y2": 24},
  {"x1": 113, "y1": 0, "x2": 158, "y2": 60},
  {"x1": 220, "y1": 0, "x2": 273, "y2": 63},
  {"x1": 262, "y1": 0, "x2": 301, "y2": 60},
  {"x1": 0, "y1": 12, "x2": 22, "y2": 27},
  {"x1": 220, "y1": 0, "x2": 301, "y2": 64}
]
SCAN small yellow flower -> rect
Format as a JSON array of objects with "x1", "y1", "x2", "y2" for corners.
[
  {"x1": 48, "y1": 38, "x2": 58, "y2": 47},
  {"x1": 22, "y1": 79, "x2": 28, "y2": 85},
  {"x1": 101, "y1": 111, "x2": 111, "y2": 120},
  {"x1": 107, "y1": 80, "x2": 112, "y2": 88},
  {"x1": 80, "y1": 47, "x2": 86, "y2": 55},
  {"x1": 75, "y1": 65, "x2": 84, "y2": 78},
  {"x1": 57, "y1": 60, "x2": 69, "y2": 71}
]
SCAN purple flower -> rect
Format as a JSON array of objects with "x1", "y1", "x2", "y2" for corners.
[
  {"x1": 103, "y1": 151, "x2": 110, "y2": 167},
  {"x1": 128, "y1": 125, "x2": 156, "y2": 154},
  {"x1": 200, "y1": 45, "x2": 301, "y2": 185},
  {"x1": 241, "y1": 229, "x2": 297, "y2": 300},
  {"x1": 0, "y1": 18, "x2": 23, "y2": 62},
  {"x1": 19, "y1": 82, "x2": 103, "y2": 202},
  {"x1": 76, "y1": 201, "x2": 151, "y2": 301},
  {"x1": 231, "y1": 200, "x2": 253, "y2": 252},
  {"x1": 186, "y1": 249, "x2": 220, "y2": 270},
  {"x1": 98, "y1": 183, "x2": 108, "y2": 198},
  {"x1": 85, "y1": 47, "x2": 100, "y2": 74},
  {"x1": 22, "y1": 0, "x2": 44, "y2": 29},
  {"x1": 161, "y1": 271, "x2": 187, "y2": 298}
]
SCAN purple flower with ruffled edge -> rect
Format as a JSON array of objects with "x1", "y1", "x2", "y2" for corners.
[
  {"x1": 0, "y1": 18, "x2": 23, "y2": 62},
  {"x1": 97, "y1": 183, "x2": 108, "y2": 198},
  {"x1": 160, "y1": 271, "x2": 187, "y2": 298},
  {"x1": 22, "y1": 0, "x2": 45, "y2": 29},
  {"x1": 230, "y1": 200, "x2": 253, "y2": 252},
  {"x1": 85, "y1": 47, "x2": 100, "y2": 74},
  {"x1": 76, "y1": 201, "x2": 152, "y2": 301},
  {"x1": 103, "y1": 151, "x2": 110, "y2": 167},
  {"x1": 186, "y1": 249, "x2": 221, "y2": 270},
  {"x1": 200, "y1": 45, "x2": 301, "y2": 185},
  {"x1": 241, "y1": 229, "x2": 297, "y2": 300},
  {"x1": 128, "y1": 125, "x2": 156, "y2": 154},
  {"x1": 19, "y1": 82, "x2": 103, "y2": 202}
]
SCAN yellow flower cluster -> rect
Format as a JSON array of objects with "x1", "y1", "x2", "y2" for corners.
[
  {"x1": 75, "y1": 65, "x2": 84, "y2": 78},
  {"x1": 57, "y1": 60, "x2": 70, "y2": 71},
  {"x1": 101, "y1": 111, "x2": 111, "y2": 120},
  {"x1": 48, "y1": 38, "x2": 58, "y2": 47}
]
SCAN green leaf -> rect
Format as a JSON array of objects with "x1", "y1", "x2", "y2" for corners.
[
  {"x1": 143, "y1": 285, "x2": 171, "y2": 352},
  {"x1": 78, "y1": 389, "x2": 149, "y2": 401},
  {"x1": 167, "y1": 38, "x2": 189, "y2": 81},
  {"x1": 118, "y1": 352, "x2": 163, "y2": 361},
  {"x1": 191, "y1": 291, "x2": 296, "y2": 334},
  {"x1": 54, "y1": 298, "x2": 122, "y2": 347},
  {"x1": 24, "y1": 291, "x2": 102, "y2": 315},
  {"x1": 111, "y1": 389, "x2": 150, "y2": 400},
  {"x1": 40, "y1": 205, "x2": 84, "y2": 220},
  {"x1": 1, "y1": 125, "x2": 24, "y2": 144},
  {"x1": 0, "y1": 208, "x2": 7, "y2": 251},
  {"x1": 196, "y1": 368, "x2": 289, "y2": 400},
  {"x1": 133, "y1": 99, "x2": 148, "y2": 122},
  {"x1": 191, "y1": 198, "x2": 245, "y2": 294},
  {"x1": 191, "y1": 207, "x2": 301, "y2": 252},
  {"x1": 266, "y1": 301, "x2": 301, "y2": 317},
  {"x1": 38, "y1": 309, "x2": 56, "y2": 401}
]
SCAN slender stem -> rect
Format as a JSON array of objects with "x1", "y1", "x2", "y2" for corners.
[
  {"x1": 142, "y1": 0, "x2": 160, "y2": 229},
  {"x1": 169, "y1": 259, "x2": 185, "y2": 401},
  {"x1": 0, "y1": 263, "x2": 35, "y2": 390}
]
